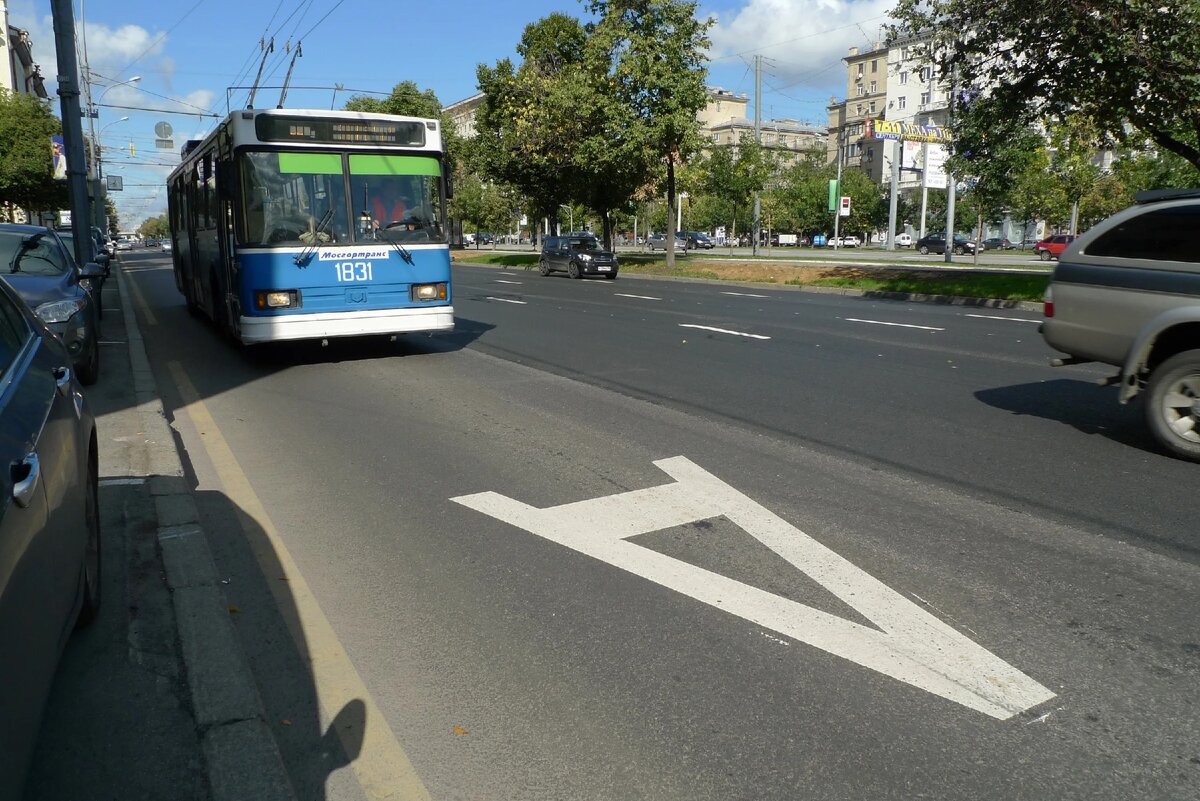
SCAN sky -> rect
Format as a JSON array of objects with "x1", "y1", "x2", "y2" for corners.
[{"x1": 8, "y1": 0, "x2": 894, "y2": 228}]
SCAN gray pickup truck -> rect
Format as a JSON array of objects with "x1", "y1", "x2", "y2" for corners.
[{"x1": 1041, "y1": 189, "x2": 1200, "y2": 461}]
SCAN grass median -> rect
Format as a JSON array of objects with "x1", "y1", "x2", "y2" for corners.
[{"x1": 453, "y1": 250, "x2": 1050, "y2": 303}]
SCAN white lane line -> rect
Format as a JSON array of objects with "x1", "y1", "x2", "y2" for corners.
[
  {"x1": 486, "y1": 296, "x2": 527, "y2": 305},
  {"x1": 615, "y1": 293, "x2": 661, "y2": 301},
  {"x1": 721, "y1": 291, "x2": 770, "y2": 298},
  {"x1": 843, "y1": 318, "x2": 944, "y2": 332},
  {"x1": 679, "y1": 324, "x2": 771, "y2": 340},
  {"x1": 494, "y1": 279, "x2": 523, "y2": 285},
  {"x1": 964, "y1": 313, "x2": 1041, "y2": 324},
  {"x1": 99, "y1": 477, "x2": 147, "y2": 486}
]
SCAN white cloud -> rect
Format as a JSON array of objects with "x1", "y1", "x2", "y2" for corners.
[{"x1": 706, "y1": 0, "x2": 895, "y2": 91}]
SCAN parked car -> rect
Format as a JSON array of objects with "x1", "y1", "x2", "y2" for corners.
[
  {"x1": 683, "y1": 231, "x2": 715, "y2": 249},
  {"x1": 833, "y1": 235, "x2": 860, "y2": 247},
  {"x1": 1041, "y1": 188, "x2": 1200, "y2": 460},
  {"x1": 161, "y1": 239, "x2": 173, "y2": 253},
  {"x1": 0, "y1": 224, "x2": 103, "y2": 384},
  {"x1": 539, "y1": 234, "x2": 618, "y2": 279},
  {"x1": 895, "y1": 233, "x2": 913, "y2": 248},
  {"x1": 915, "y1": 231, "x2": 978, "y2": 255},
  {"x1": 0, "y1": 272, "x2": 99, "y2": 800},
  {"x1": 56, "y1": 229, "x2": 112, "y2": 280},
  {"x1": 115, "y1": 239, "x2": 133, "y2": 252},
  {"x1": 1033, "y1": 234, "x2": 1076, "y2": 261},
  {"x1": 983, "y1": 237, "x2": 1014, "y2": 250},
  {"x1": 646, "y1": 232, "x2": 689, "y2": 251}
]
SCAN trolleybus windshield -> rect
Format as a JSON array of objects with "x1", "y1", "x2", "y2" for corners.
[{"x1": 239, "y1": 151, "x2": 444, "y2": 247}]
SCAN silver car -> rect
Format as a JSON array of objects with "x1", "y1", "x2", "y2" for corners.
[
  {"x1": 1041, "y1": 189, "x2": 1200, "y2": 460},
  {"x1": 0, "y1": 276, "x2": 99, "y2": 797}
]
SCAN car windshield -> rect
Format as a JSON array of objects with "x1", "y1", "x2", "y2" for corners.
[
  {"x1": 567, "y1": 237, "x2": 601, "y2": 251},
  {"x1": 0, "y1": 230, "x2": 71, "y2": 275},
  {"x1": 240, "y1": 152, "x2": 446, "y2": 247}
]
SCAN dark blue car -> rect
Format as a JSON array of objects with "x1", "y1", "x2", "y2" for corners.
[
  {"x1": 0, "y1": 225, "x2": 104, "y2": 384},
  {"x1": 0, "y1": 272, "x2": 99, "y2": 798}
]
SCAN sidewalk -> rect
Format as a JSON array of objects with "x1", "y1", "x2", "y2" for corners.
[{"x1": 23, "y1": 263, "x2": 294, "y2": 801}]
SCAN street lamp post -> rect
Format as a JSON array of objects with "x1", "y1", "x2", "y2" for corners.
[
  {"x1": 560, "y1": 204, "x2": 573, "y2": 235},
  {"x1": 87, "y1": 76, "x2": 140, "y2": 230}
]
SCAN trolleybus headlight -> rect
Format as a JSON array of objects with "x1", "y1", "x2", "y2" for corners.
[
  {"x1": 410, "y1": 283, "x2": 447, "y2": 302},
  {"x1": 254, "y1": 290, "x2": 300, "y2": 309}
]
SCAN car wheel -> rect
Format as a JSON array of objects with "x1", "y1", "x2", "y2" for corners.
[
  {"x1": 1145, "y1": 349, "x2": 1200, "y2": 461},
  {"x1": 1039, "y1": 250, "x2": 1052, "y2": 261},
  {"x1": 918, "y1": 245, "x2": 929, "y2": 255},
  {"x1": 538, "y1": 258, "x2": 551, "y2": 276},
  {"x1": 953, "y1": 246, "x2": 964, "y2": 255},
  {"x1": 567, "y1": 260, "x2": 582, "y2": 279},
  {"x1": 75, "y1": 443, "x2": 101, "y2": 628}
]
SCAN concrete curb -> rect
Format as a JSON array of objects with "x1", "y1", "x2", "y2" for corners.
[{"x1": 114, "y1": 266, "x2": 297, "y2": 801}]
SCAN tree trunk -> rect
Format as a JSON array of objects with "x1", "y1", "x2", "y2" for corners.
[{"x1": 602, "y1": 210, "x2": 614, "y2": 251}]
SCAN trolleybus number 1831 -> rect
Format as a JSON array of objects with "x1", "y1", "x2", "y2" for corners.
[{"x1": 335, "y1": 261, "x2": 373, "y2": 282}]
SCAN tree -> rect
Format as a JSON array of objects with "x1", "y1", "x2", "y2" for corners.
[
  {"x1": 0, "y1": 90, "x2": 69, "y2": 214},
  {"x1": 475, "y1": 15, "x2": 590, "y2": 236},
  {"x1": 587, "y1": 0, "x2": 711, "y2": 267},
  {"x1": 891, "y1": 0, "x2": 1200, "y2": 171},
  {"x1": 138, "y1": 213, "x2": 170, "y2": 239},
  {"x1": 698, "y1": 135, "x2": 774, "y2": 247}
]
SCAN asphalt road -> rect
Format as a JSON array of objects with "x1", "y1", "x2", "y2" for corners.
[{"x1": 121, "y1": 250, "x2": 1198, "y2": 801}]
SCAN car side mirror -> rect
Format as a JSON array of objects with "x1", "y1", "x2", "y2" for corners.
[
  {"x1": 94, "y1": 253, "x2": 110, "y2": 267},
  {"x1": 79, "y1": 262, "x2": 106, "y2": 279}
]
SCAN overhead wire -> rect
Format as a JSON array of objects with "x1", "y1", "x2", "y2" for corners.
[{"x1": 113, "y1": 0, "x2": 206, "y2": 80}]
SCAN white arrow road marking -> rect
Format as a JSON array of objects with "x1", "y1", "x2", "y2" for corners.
[
  {"x1": 679, "y1": 324, "x2": 771, "y2": 340},
  {"x1": 452, "y1": 457, "x2": 1054, "y2": 720},
  {"x1": 486, "y1": 297, "x2": 527, "y2": 304},
  {"x1": 843, "y1": 318, "x2": 944, "y2": 331}
]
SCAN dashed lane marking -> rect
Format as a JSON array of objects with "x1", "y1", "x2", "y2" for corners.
[
  {"x1": 614, "y1": 293, "x2": 662, "y2": 301},
  {"x1": 963, "y1": 314, "x2": 1041, "y2": 324},
  {"x1": 486, "y1": 297, "x2": 527, "y2": 305},
  {"x1": 843, "y1": 318, "x2": 944, "y2": 332},
  {"x1": 721, "y1": 291, "x2": 770, "y2": 298},
  {"x1": 679, "y1": 324, "x2": 771, "y2": 340}
]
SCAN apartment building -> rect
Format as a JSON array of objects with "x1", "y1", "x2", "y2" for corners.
[
  {"x1": 1, "y1": 2, "x2": 48, "y2": 98},
  {"x1": 826, "y1": 42, "x2": 890, "y2": 182}
]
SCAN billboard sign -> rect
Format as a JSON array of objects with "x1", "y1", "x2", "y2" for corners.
[{"x1": 866, "y1": 118, "x2": 953, "y2": 144}]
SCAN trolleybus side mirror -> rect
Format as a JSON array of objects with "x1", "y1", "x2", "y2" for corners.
[
  {"x1": 443, "y1": 165, "x2": 454, "y2": 200},
  {"x1": 216, "y1": 161, "x2": 235, "y2": 200}
]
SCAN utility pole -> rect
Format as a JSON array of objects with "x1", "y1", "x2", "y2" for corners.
[
  {"x1": 833, "y1": 125, "x2": 843, "y2": 250},
  {"x1": 944, "y1": 68, "x2": 957, "y2": 263},
  {"x1": 752, "y1": 55, "x2": 762, "y2": 257},
  {"x1": 886, "y1": 137, "x2": 900, "y2": 250},
  {"x1": 50, "y1": 0, "x2": 92, "y2": 267}
]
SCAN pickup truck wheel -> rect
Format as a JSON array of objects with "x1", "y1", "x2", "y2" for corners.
[{"x1": 1145, "y1": 349, "x2": 1200, "y2": 462}]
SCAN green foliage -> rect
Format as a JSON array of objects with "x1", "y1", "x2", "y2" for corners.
[
  {"x1": 474, "y1": 3, "x2": 711, "y2": 252},
  {"x1": 0, "y1": 90, "x2": 69, "y2": 213},
  {"x1": 696, "y1": 135, "x2": 773, "y2": 238},
  {"x1": 138, "y1": 213, "x2": 170, "y2": 239},
  {"x1": 891, "y1": 0, "x2": 1200, "y2": 169}
]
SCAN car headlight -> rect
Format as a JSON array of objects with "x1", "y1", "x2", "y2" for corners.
[
  {"x1": 35, "y1": 298, "x2": 87, "y2": 324},
  {"x1": 578, "y1": 253, "x2": 593, "y2": 261}
]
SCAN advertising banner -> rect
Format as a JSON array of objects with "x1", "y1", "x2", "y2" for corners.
[
  {"x1": 866, "y1": 118, "x2": 953, "y2": 144},
  {"x1": 924, "y1": 143, "x2": 948, "y2": 189},
  {"x1": 51, "y1": 136, "x2": 67, "y2": 181}
]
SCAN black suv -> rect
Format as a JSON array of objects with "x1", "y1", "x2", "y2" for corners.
[
  {"x1": 915, "y1": 231, "x2": 978, "y2": 255},
  {"x1": 539, "y1": 235, "x2": 618, "y2": 279},
  {"x1": 1041, "y1": 189, "x2": 1200, "y2": 460}
]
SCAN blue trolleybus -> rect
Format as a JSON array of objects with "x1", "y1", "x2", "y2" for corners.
[{"x1": 166, "y1": 108, "x2": 454, "y2": 344}]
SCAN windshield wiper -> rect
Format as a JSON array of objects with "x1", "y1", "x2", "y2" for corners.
[
  {"x1": 293, "y1": 208, "x2": 335, "y2": 266},
  {"x1": 378, "y1": 229, "x2": 413, "y2": 265}
]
